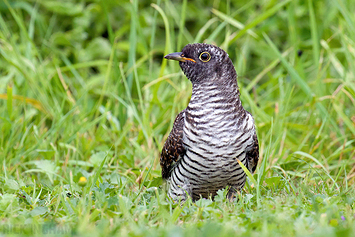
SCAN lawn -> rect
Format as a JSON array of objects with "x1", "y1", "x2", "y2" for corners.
[{"x1": 0, "y1": 0, "x2": 354, "y2": 236}]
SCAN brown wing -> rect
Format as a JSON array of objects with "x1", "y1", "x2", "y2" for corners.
[
  {"x1": 246, "y1": 131, "x2": 259, "y2": 173},
  {"x1": 160, "y1": 110, "x2": 186, "y2": 179}
]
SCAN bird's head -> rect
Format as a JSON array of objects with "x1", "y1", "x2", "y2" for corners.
[{"x1": 164, "y1": 43, "x2": 237, "y2": 84}]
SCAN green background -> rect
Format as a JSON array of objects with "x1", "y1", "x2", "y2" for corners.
[{"x1": 0, "y1": 0, "x2": 354, "y2": 236}]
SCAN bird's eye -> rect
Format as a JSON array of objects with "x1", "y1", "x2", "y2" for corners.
[{"x1": 199, "y1": 52, "x2": 211, "y2": 62}]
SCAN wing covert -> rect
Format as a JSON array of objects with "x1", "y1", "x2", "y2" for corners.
[
  {"x1": 160, "y1": 110, "x2": 186, "y2": 179},
  {"x1": 246, "y1": 131, "x2": 259, "y2": 173}
]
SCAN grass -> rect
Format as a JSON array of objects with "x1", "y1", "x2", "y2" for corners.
[{"x1": 0, "y1": 0, "x2": 355, "y2": 236}]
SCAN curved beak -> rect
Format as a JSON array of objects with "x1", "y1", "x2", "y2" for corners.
[{"x1": 164, "y1": 52, "x2": 196, "y2": 63}]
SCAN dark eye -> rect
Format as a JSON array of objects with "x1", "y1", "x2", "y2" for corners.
[{"x1": 199, "y1": 52, "x2": 211, "y2": 62}]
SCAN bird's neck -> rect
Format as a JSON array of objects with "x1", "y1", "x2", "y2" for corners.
[{"x1": 189, "y1": 78, "x2": 242, "y2": 108}]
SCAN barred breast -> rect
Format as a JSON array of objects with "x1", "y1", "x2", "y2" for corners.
[{"x1": 168, "y1": 81, "x2": 255, "y2": 201}]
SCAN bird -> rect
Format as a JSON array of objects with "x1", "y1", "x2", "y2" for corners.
[{"x1": 160, "y1": 43, "x2": 259, "y2": 201}]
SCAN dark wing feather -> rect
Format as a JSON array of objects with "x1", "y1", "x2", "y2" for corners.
[
  {"x1": 246, "y1": 131, "x2": 259, "y2": 173},
  {"x1": 160, "y1": 110, "x2": 186, "y2": 179}
]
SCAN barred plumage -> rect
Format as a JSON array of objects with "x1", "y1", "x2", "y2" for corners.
[{"x1": 161, "y1": 43, "x2": 259, "y2": 201}]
